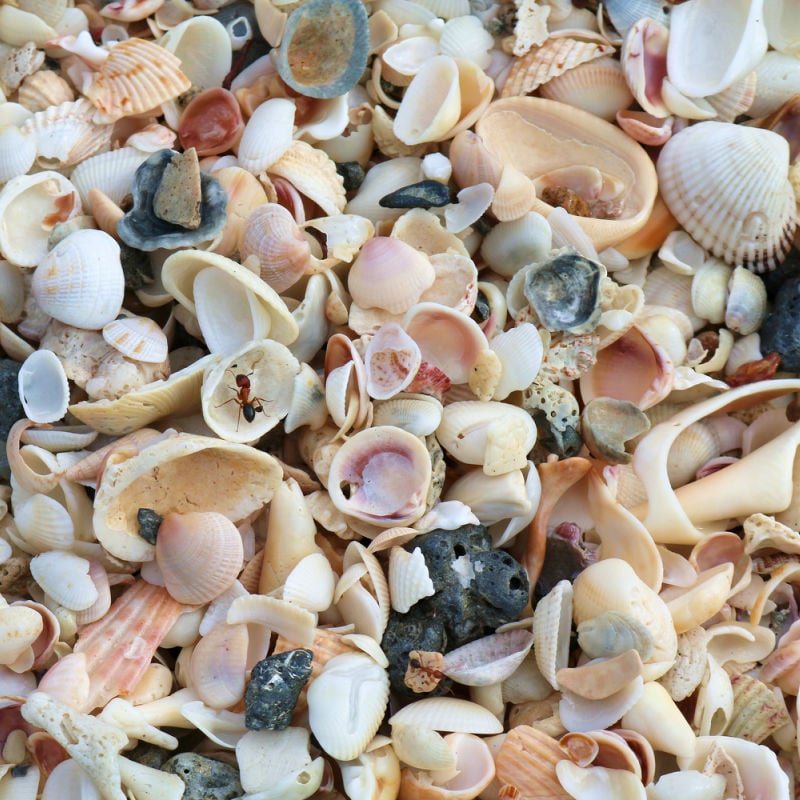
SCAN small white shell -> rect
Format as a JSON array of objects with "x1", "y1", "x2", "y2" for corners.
[
  {"x1": 307, "y1": 652, "x2": 390, "y2": 761},
  {"x1": 388, "y1": 545, "x2": 435, "y2": 613},
  {"x1": 236, "y1": 97, "x2": 296, "y2": 174},
  {"x1": 18, "y1": 349, "x2": 70, "y2": 424},
  {"x1": 29, "y1": 550, "x2": 98, "y2": 611},
  {"x1": 0, "y1": 125, "x2": 37, "y2": 184},
  {"x1": 102, "y1": 315, "x2": 169, "y2": 363},
  {"x1": 389, "y1": 696, "x2": 504, "y2": 734},
  {"x1": 283, "y1": 553, "x2": 337, "y2": 613}
]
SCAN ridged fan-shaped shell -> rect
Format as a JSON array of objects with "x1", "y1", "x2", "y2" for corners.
[
  {"x1": 69, "y1": 146, "x2": 150, "y2": 208},
  {"x1": 102, "y1": 316, "x2": 168, "y2": 364},
  {"x1": 388, "y1": 545, "x2": 434, "y2": 613},
  {"x1": 84, "y1": 38, "x2": 192, "y2": 123},
  {"x1": 388, "y1": 697, "x2": 504, "y2": 733},
  {"x1": 18, "y1": 69, "x2": 74, "y2": 112},
  {"x1": 533, "y1": 579, "x2": 573, "y2": 689},
  {"x1": 0, "y1": 125, "x2": 37, "y2": 184},
  {"x1": 269, "y1": 140, "x2": 346, "y2": 216},
  {"x1": 307, "y1": 652, "x2": 389, "y2": 761},
  {"x1": 12, "y1": 493, "x2": 75, "y2": 553},
  {"x1": 29, "y1": 550, "x2": 98, "y2": 611},
  {"x1": 442, "y1": 629, "x2": 534, "y2": 687},
  {"x1": 657, "y1": 121, "x2": 796, "y2": 272}
]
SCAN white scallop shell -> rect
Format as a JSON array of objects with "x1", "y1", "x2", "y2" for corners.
[
  {"x1": 0, "y1": 125, "x2": 37, "y2": 184},
  {"x1": 657, "y1": 121, "x2": 795, "y2": 272},
  {"x1": 69, "y1": 146, "x2": 150, "y2": 208},
  {"x1": 388, "y1": 545, "x2": 435, "y2": 613},
  {"x1": 32, "y1": 229, "x2": 124, "y2": 330},
  {"x1": 18, "y1": 349, "x2": 70, "y2": 424},
  {"x1": 307, "y1": 652, "x2": 390, "y2": 761},
  {"x1": 388, "y1": 697, "x2": 504, "y2": 734},
  {"x1": 29, "y1": 550, "x2": 98, "y2": 611}
]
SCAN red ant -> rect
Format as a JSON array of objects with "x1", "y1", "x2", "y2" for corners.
[{"x1": 216, "y1": 365, "x2": 267, "y2": 431}]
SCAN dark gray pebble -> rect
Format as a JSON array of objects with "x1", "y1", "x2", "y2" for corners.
[
  {"x1": 137, "y1": 508, "x2": 162, "y2": 545},
  {"x1": 245, "y1": 648, "x2": 313, "y2": 730},
  {"x1": 379, "y1": 180, "x2": 451, "y2": 209},
  {"x1": 161, "y1": 753, "x2": 242, "y2": 800},
  {"x1": 381, "y1": 612, "x2": 449, "y2": 696},
  {"x1": 336, "y1": 161, "x2": 365, "y2": 193},
  {"x1": 0, "y1": 359, "x2": 25, "y2": 479},
  {"x1": 759, "y1": 274, "x2": 800, "y2": 371}
]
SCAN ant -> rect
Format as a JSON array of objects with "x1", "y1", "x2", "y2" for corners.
[{"x1": 216, "y1": 364, "x2": 267, "y2": 431}]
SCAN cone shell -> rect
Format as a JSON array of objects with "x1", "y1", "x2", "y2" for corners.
[
  {"x1": 155, "y1": 512, "x2": 244, "y2": 606},
  {"x1": 83, "y1": 38, "x2": 192, "y2": 123},
  {"x1": 657, "y1": 121, "x2": 796, "y2": 272}
]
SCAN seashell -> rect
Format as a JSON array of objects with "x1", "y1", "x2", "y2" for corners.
[
  {"x1": 340, "y1": 741, "x2": 400, "y2": 800},
  {"x1": 581, "y1": 398, "x2": 650, "y2": 465},
  {"x1": 102, "y1": 315, "x2": 168, "y2": 365},
  {"x1": 501, "y1": 36, "x2": 615, "y2": 99},
  {"x1": 348, "y1": 237, "x2": 435, "y2": 315},
  {"x1": 667, "y1": 0, "x2": 767, "y2": 99},
  {"x1": 725, "y1": 671, "x2": 791, "y2": 743},
  {"x1": 572, "y1": 559, "x2": 677, "y2": 681},
  {"x1": 162, "y1": 248, "x2": 298, "y2": 353},
  {"x1": 393, "y1": 55, "x2": 462, "y2": 146},
  {"x1": 442, "y1": 629, "x2": 533, "y2": 687},
  {"x1": 284, "y1": 363, "x2": 328, "y2": 434},
  {"x1": 436, "y1": 401, "x2": 537, "y2": 476},
  {"x1": 17, "y1": 350, "x2": 70, "y2": 425},
  {"x1": 523, "y1": 248, "x2": 603, "y2": 334},
  {"x1": 533, "y1": 580, "x2": 573, "y2": 690},
  {"x1": 178, "y1": 87, "x2": 244, "y2": 158},
  {"x1": 18, "y1": 69, "x2": 74, "y2": 113},
  {"x1": 479, "y1": 212, "x2": 552, "y2": 278},
  {"x1": 155, "y1": 512, "x2": 244, "y2": 606},
  {"x1": 666, "y1": 421, "x2": 722, "y2": 488},
  {"x1": 445, "y1": 467, "x2": 532, "y2": 526},
  {"x1": 663, "y1": 563, "x2": 734, "y2": 633},
  {"x1": 488, "y1": 323, "x2": 544, "y2": 401},
  {"x1": 403, "y1": 302, "x2": 488, "y2": 384},
  {"x1": 189, "y1": 622, "x2": 248, "y2": 709},
  {"x1": 657, "y1": 121, "x2": 795, "y2": 272},
  {"x1": 268, "y1": 139, "x2": 347, "y2": 216},
  {"x1": 475, "y1": 97, "x2": 658, "y2": 251},
  {"x1": 69, "y1": 146, "x2": 150, "y2": 209},
  {"x1": 603, "y1": 0, "x2": 671, "y2": 37},
  {"x1": 397, "y1": 732, "x2": 496, "y2": 800},
  {"x1": 364, "y1": 323, "x2": 422, "y2": 401},
  {"x1": 282, "y1": 552, "x2": 336, "y2": 612},
  {"x1": 725, "y1": 266, "x2": 767, "y2": 336},
  {"x1": 554, "y1": 762, "x2": 647, "y2": 799},
  {"x1": 388, "y1": 545, "x2": 435, "y2": 614},
  {"x1": 750, "y1": 51, "x2": 800, "y2": 118},
  {"x1": 372, "y1": 393, "x2": 443, "y2": 438},
  {"x1": 389, "y1": 697, "x2": 503, "y2": 734},
  {"x1": 83, "y1": 37, "x2": 191, "y2": 124},
  {"x1": 691, "y1": 258, "x2": 732, "y2": 324},
  {"x1": 345, "y1": 156, "x2": 423, "y2": 223},
  {"x1": 540, "y1": 57, "x2": 633, "y2": 122},
  {"x1": 616, "y1": 110, "x2": 673, "y2": 147},
  {"x1": 307, "y1": 652, "x2": 389, "y2": 761},
  {"x1": 235, "y1": 97, "x2": 296, "y2": 175},
  {"x1": 202, "y1": 339, "x2": 301, "y2": 443},
  {"x1": 327, "y1": 426, "x2": 431, "y2": 527},
  {"x1": 579, "y1": 324, "x2": 674, "y2": 411},
  {"x1": 239, "y1": 203, "x2": 311, "y2": 294},
  {"x1": 210, "y1": 167, "x2": 269, "y2": 259},
  {"x1": 117, "y1": 148, "x2": 229, "y2": 252},
  {"x1": 28, "y1": 550, "x2": 96, "y2": 613},
  {"x1": 0, "y1": 170, "x2": 81, "y2": 267},
  {"x1": 439, "y1": 14, "x2": 494, "y2": 68},
  {"x1": 494, "y1": 725, "x2": 571, "y2": 800},
  {"x1": 228, "y1": 594, "x2": 316, "y2": 649},
  {"x1": 92, "y1": 431, "x2": 282, "y2": 562},
  {"x1": 273, "y1": 0, "x2": 369, "y2": 99},
  {"x1": 0, "y1": 123, "x2": 37, "y2": 186},
  {"x1": 20, "y1": 99, "x2": 112, "y2": 171}
]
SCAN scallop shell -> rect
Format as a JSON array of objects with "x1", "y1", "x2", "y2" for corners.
[
  {"x1": 29, "y1": 551, "x2": 97, "y2": 612},
  {"x1": 274, "y1": 0, "x2": 369, "y2": 99},
  {"x1": 657, "y1": 121, "x2": 796, "y2": 272},
  {"x1": 155, "y1": 512, "x2": 244, "y2": 606},
  {"x1": 83, "y1": 37, "x2": 192, "y2": 124},
  {"x1": 0, "y1": 171, "x2": 81, "y2": 267},
  {"x1": 102, "y1": 315, "x2": 168, "y2": 364},
  {"x1": 389, "y1": 697, "x2": 503, "y2": 734},
  {"x1": 69, "y1": 147, "x2": 150, "y2": 210},
  {"x1": 475, "y1": 97, "x2": 658, "y2": 251},
  {"x1": 31, "y1": 229, "x2": 124, "y2": 330},
  {"x1": 494, "y1": 725, "x2": 571, "y2": 799},
  {"x1": 307, "y1": 652, "x2": 389, "y2": 761},
  {"x1": 0, "y1": 124, "x2": 37, "y2": 185},
  {"x1": 92, "y1": 431, "x2": 282, "y2": 562},
  {"x1": 388, "y1": 545, "x2": 435, "y2": 613},
  {"x1": 17, "y1": 350, "x2": 70, "y2": 425},
  {"x1": 18, "y1": 70, "x2": 74, "y2": 112}
]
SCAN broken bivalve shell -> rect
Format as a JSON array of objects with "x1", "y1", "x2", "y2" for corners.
[
  {"x1": 18, "y1": 349, "x2": 70, "y2": 424},
  {"x1": 31, "y1": 228, "x2": 124, "y2": 330},
  {"x1": 657, "y1": 121, "x2": 796, "y2": 272},
  {"x1": 389, "y1": 697, "x2": 504, "y2": 735},
  {"x1": 442, "y1": 629, "x2": 534, "y2": 687},
  {"x1": 102, "y1": 315, "x2": 169, "y2": 364},
  {"x1": 365, "y1": 324, "x2": 423, "y2": 401},
  {"x1": 327, "y1": 426, "x2": 431, "y2": 527},
  {"x1": 307, "y1": 652, "x2": 389, "y2": 761},
  {"x1": 155, "y1": 512, "x2": 244, "y2": 606},
  {"x1": 436, "y1": 401, "x2": 537, "y2": 475}
]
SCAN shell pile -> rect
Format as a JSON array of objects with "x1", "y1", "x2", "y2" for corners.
[{"x1": 3, "y1": 0, "x2": 800, "y2": 798}]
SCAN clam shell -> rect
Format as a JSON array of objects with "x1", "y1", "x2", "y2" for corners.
[
  {"x1": 92, "y1": 431, "x2": 282, "y2": 562},
  {"x1": 0, "y1": 125, "x2": 37, "y2": 185},
  {"x1": 533, "y1": 579, "x2": 573, "y2": 690},
  {"x1": 178, "y1": 87, "x2": 244, "y2": 157},
  {"x1": 372, "y1": 393, "x2": 443, "y2": 437},
  {"x1": 494, "y1": 725, "x2": 571, "y2": 800},
  {"x1": 235, "y1": 97, "x2": 295, "y2": 175},
  {"x1": 282, "y1": 553, "x2": 336, "y2": 612},
  {"x1": 156, "y1": 512, "x2": 244, "y2": 606},
  {"x1": 102, "y1": 316, "x2": 168, "y2": 364},
  {"x1": 84, "y1": 37, "x2": 191, "y2": 123},
  {"x1": 307, "y1": 652, "x2": 389, "y2": 761},
  {"x1": 0, "y1": 603, "x2": 44, "y2": 671},
  {"x1": 389, "y1": 697, "x2": 503, "y2": 734},
  {"x1": 0, "y1": 171, "x2": 81, "y2": 268},
  {"x1": 364, "y1": 324, "x2": 423, "y2": 401},
  {"x1": 69, "y1": 146, "x2": 150, "y2": 209},
  {"x1": 475, "y1": 97, "x2": 658, "y2": 251},
  {"x1": 274, "y1": 0, "x2": 369, "y2": 99},
  {"x1": 388, "y1": 545, "x2": 435, "y2": 613},
  {"x1": 30, "y1": 551, "x2": 97, "y2": 612},
  {"x1": 31, "y1": 229, "x2": 124, "y2": 330},
  {"x1": 11, "y1": 493, "x2": 74, "y2": 554},
  {"x1": 18, "y1": 70, "x2": 74, "y2": 113},
  {"x1": 657, "y1": 121, "x2": 796, "y2": 272},
  {"x1": 189, "y1": 622, "x2": 248, "y2": 709},
  {"x1": 442, "y1": 629, "x2": 534, "y2": 687},
  {"x1": 18, "y1": 350, "x2": 70, "y2": 425}
]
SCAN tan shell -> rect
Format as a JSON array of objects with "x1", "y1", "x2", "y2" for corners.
[
  {"x1": 92, "y1": 431, "x2": 282, "y2": 562},
  {"x1": 475, "y1": 97, "x2": 658, "y2": 251},
  {"x1": 156, "y1": 512, "x2": 244, "y2": 605}
]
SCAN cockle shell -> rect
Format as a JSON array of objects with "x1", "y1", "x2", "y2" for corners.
[
  {"x1": 83, "y1": 37, "x2": 192, "y2": 124},
  {"x1": 178, "y1": 87, "x2": 244, "y2": 157},
  {"x1": 102, "y1": 315, "x2": 168, "y2": 364},
  {"x1": 307, "y1": 652, "x2": 389, "y2": 761},
  {"x1": 364, "y1": 323, "x2": 422, "y2": 400},
  {"x1": 69, "y1": 146, "x2": 150, "y2": 208},
  {"x1": 155, "y1": 512, "x2": 244, "y2": 606},
  {"x1": 32, "y1": 229, "x2": 124, "y2": 331},
  {"x1": 475, "y1": 97, "x2": 658, "y2": 251},
  {"x1": 18, "y1": 69, "x2": 75, "y2": 112},
  {"x1": 92, "y1": 431, "x2": 282, "y2": 562},
  {"x1": 657, "y1": 121, "x2": 796, "y2": 272},
  {"x1": 327, "y1": 426, "x2": 431, "y2": 528},
  {"x1": 235, "y1": 97, "x2": 295, "y2": 175},
  {"x1": 17, "y1": 349, "x2": 70, "y2": 425},
  {"x1": 494, "y1": 725, "x2": 571, "y2": 800},
  {"x1": 188, "y1": 622, "x2": 248, "y2": 709}
]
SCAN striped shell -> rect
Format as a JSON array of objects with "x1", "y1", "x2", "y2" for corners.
[{"x1": 102, "y1": 316, "x2": 168, "y2": 364}]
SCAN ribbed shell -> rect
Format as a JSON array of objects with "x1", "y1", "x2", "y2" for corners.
[
  {"x1": 657, "y1": 121, "x2": 796, "y2": 272},
  {"x1": 102, "y1": 316, "x2": 168, "y2": 364},
  {"x1": 69, "y1": 146, "x2": 150, "y2": 208},
  {"x1": 83, "y1": 38, "x2": 191, "y2": 123}
]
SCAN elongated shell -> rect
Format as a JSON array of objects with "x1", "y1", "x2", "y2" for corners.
[{"x1": 657, "y1": 121, "x2": 795, "y2": 272}]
